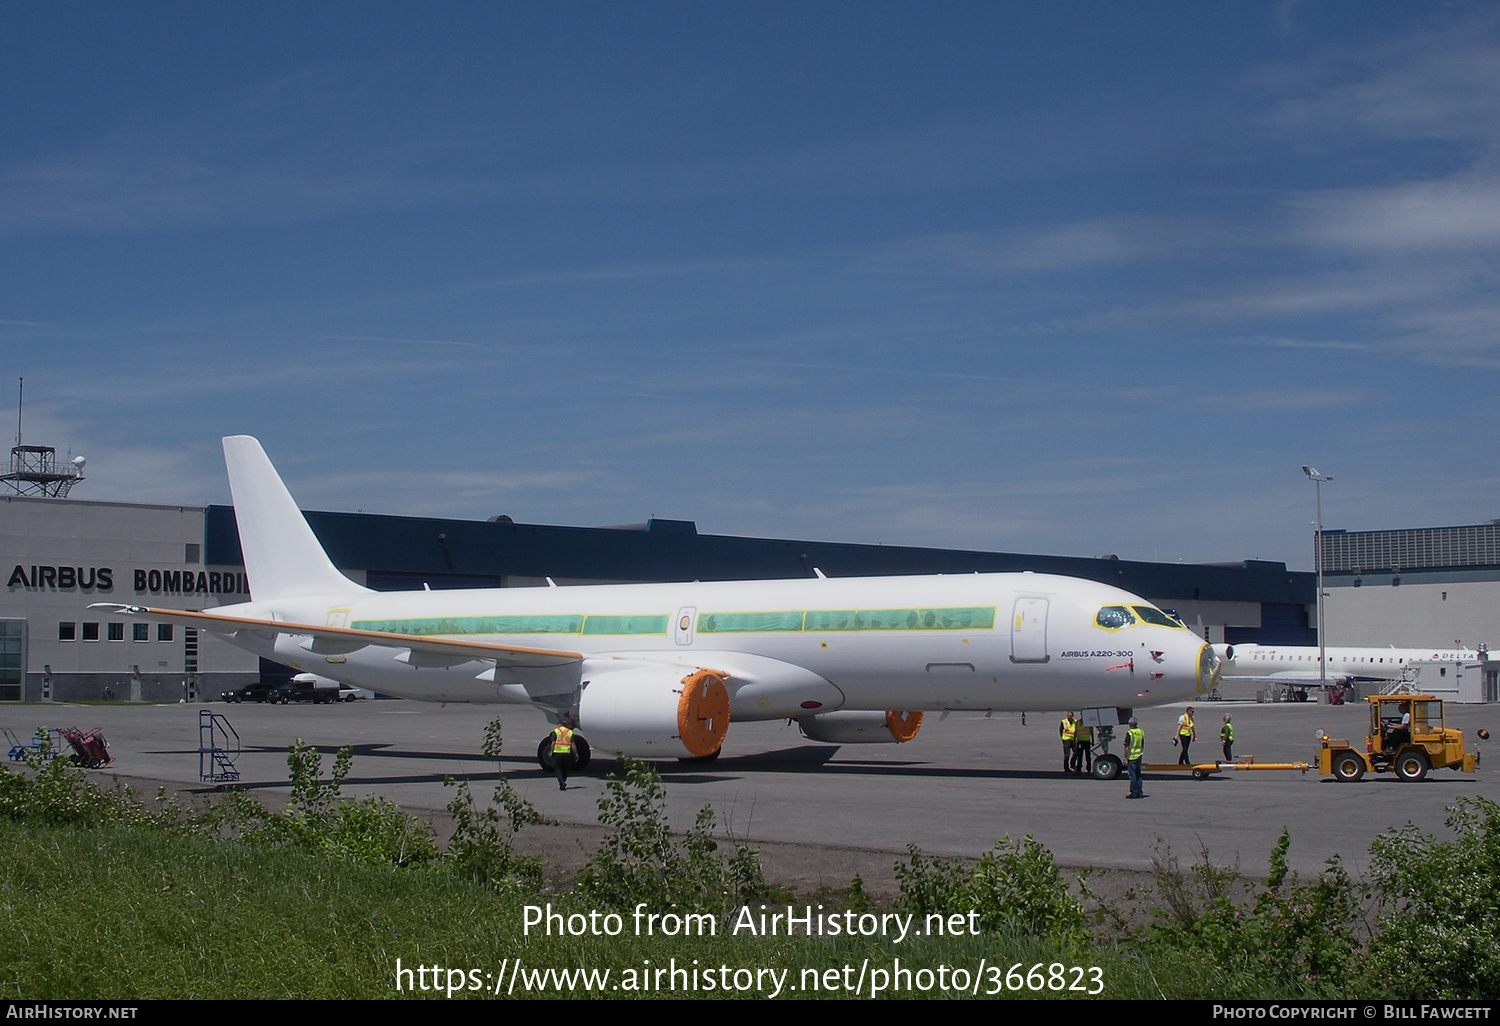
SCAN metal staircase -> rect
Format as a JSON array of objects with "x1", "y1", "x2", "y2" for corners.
[{"x1": 198, "y1": 709, "x2": 241, "y2": 782}]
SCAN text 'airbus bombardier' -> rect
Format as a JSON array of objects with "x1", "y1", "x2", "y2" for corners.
[{"x1": 96, "y1": 437, "x2": 1219, "y2": 769}]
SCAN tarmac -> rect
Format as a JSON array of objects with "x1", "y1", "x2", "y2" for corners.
[{"x1": 11, "y1": 688, "x2": 1497, "y2": 893}]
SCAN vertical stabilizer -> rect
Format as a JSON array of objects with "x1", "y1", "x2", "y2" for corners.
[{"x1": 222, "y1": 436, "x2": 369, "y2": 601}]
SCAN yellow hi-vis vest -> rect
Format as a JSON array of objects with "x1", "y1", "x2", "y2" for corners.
[
  {"x1": 1126, "y1": 727, "x2": 1145, "y2": 760},
  {"x1": 1178, "y1": 714, "x2": 1195, "y2": 737},
  {"x1": 1060, "y1": 717, "x2": 1077, "y2": 741},
  {"x1": 552, "y1": 726, "x2": 574, "y2": 754}
]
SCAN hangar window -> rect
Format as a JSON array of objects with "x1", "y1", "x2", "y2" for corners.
[
  {"x1": 107, "y1": 622, "x2": 124, "y2": 642},
  {"x1": 82, "y1": 622, "x2": 99, "y2": 642},
  {"x1": 59, "y1": 622, "x2": 76, "y2": 642},
  {"x1": 132, "y1": 623, "x2": 149, "y2": 642},
  {"x1": 1095, "y1": 606, "x2": 1136, "y2": 630},
  {"x1": 0, "y1": 621, "x2": 21, "y2": 701},
  {"x1": 185, "y1": 543, "x2": 200, "y2": 564},
  {"x1": 157, "y1": 623, "x2": 173, "y2": 642}
]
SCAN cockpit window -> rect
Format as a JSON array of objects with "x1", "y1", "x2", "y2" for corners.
[
  {"x1": 1132, "y1": 605, "x2": 1186, "y2": 629},
  {"x1": 1095, "y1": 606, "x2": 1137, "y2": 630}
]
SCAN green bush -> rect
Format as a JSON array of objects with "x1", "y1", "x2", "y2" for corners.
[
  {"x1": 481, "y1": 716, "x2": 504, "y2": 760},
  {"x1": 274, "y1": 740, "x2": 438, "y2": 865},
  {"x1": 1364, "y1": 796, "x2": 1500, "y2": 998},
  {"x1": 443, "y1": 777, "x2": 545, "y2": 888},
  {"x1": 895, "y1": 835, "x2": 1089, "y2": 951},
  {"x1": 0, "y1": 734, "x2": 168, "y2": 829},
  {"x1": 574, "y1": 757, "x2": 768, "y2": 911},
  {"x1": 196, "y1": 740, "x2": 437, "y2": 866},
  {"x1": 1146, "y1": 829, "x2": 1360, "y2": 997}
]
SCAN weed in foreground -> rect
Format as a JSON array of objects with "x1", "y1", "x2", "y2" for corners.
[
  {"x1": 574, "y1": 756, "x2": 772, "y2": 912},
  {"x1": 1364, "y1": 796, "x2": 1500, "y2": 999},
  {"x1": 895, "y1": 834, "x2": 1090, "y2": 952},
  {"x1": 1144, "y1": 829, "x2": 1362, "y2": 997},
  {"x1": 443, "y1": 776, "x2": 547, "y2": 888}
]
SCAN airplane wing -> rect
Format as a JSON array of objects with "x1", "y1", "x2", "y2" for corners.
[{"x1": 89, "y1": 603, "x2": 582, "y2": 669}]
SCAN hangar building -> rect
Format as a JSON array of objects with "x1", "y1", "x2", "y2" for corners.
[{"x1": 1322, "y1": 522, "x2": 1500, "y2": 702}]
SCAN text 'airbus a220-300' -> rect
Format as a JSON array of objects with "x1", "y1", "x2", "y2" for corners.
[{"x1": 95, "y1": 437, "x2": 1219, "y2": 774}]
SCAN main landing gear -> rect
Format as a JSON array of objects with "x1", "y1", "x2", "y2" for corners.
[{"x1": 536, "y1": 733, "x2": 592, "y2": 772}]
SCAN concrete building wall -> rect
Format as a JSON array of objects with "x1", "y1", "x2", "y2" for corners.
[
  {"x1": 1, "y1": 495, "x2": 259, "y2": 700},
  {"x1": 1323, "y1": 576, "x2": 1500, "y2": 650}
]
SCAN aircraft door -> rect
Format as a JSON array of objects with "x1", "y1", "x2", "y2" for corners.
[
  {"x1": 674, "y1": 606, "x2": 697, "y2": 646},
  {"x1": 1010, "y1": 597, "x2": 1050, "y2": 663}
]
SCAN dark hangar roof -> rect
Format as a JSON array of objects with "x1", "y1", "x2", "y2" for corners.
[{"x1": 204, "y1": 505, "x2": 1312, "y2": 605}]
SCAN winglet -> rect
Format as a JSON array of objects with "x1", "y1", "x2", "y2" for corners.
[{"x1": 222, "y1": 436, "x2": 368, "y2": 601}]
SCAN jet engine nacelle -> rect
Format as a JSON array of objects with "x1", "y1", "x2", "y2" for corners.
[
  {"x1": 798, "y1": 710, "x2": 923, "y2": 744},
  {"x1": 577, "y1": 666, "x2": 731, "y2": 759}
]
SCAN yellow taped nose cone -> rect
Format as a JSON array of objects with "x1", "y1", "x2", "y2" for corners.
[{"x1": 1198, "y1": 644, "x2": 1221, "y2": 693}]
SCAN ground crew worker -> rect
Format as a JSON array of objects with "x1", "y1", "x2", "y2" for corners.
[
  {"x1": 1220, "y1": 715, "x2": 1234, "y2": 761},
  {"x1": 1074, "y1": 717, "x2": 1094, "y2": 775},
  {"x1": 550, "y1": 723, "x2": 577, "y2": 790},
  {"x1": 1125, "y1": 718, "x2": 1145, "y2": 799},
  {"x1": 1176, "y1": 706, "x2": 1197, "y2": 765},
  {"x1": 1059, "y1": 711, "x2": 1078, "y2": 773}
]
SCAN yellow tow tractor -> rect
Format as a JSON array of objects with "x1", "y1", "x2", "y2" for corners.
[{"x1": 1318, "y1": 693, "x2": 1488, "y2": 782}]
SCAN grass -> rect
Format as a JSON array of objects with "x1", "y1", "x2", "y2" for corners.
[
  {"x1": 1, "y1": 821, "x2": 1210, "y2": 1000},
  {"x1": 3, "y1": 743, "x2": 1494, "y2": 1000}
]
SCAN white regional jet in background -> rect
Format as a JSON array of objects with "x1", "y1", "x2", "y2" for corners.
[
  {"x1": 1214, "y1": 642, "x2": 1481, "y2": 698},
  {"x1": 96, "y1": 436, "x2": 1219, "y2": 774}
]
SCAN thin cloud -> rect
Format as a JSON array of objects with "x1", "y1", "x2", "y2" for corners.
[
  {"x1": 1292, "y1": 174, "x2": 1500, "y2": 253},
  {"x1": 1191, "y1": 387, "x2": 1379, "y2": 412},
  {"x1": 1258, "y1": 9, "x2": 1500, "y2": 143}
]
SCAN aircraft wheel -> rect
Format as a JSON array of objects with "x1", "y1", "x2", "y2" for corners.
[
  {"x1": 678, "y1": 746, "x2": 722, "y2": 764},
  {"x1": 1092, "y1": 755, "x2": 1122, "y2": 781},
  {"x1": 536, "y1": 735, "x2": 590, "y2": 772},
  {"x1": 1332, "y1": 751, "x2": 1365, "y2": 782},
  {"x1": 1395, "y1": 749, "x2": 1429, "y2": 782},
  {"x1": 1294, "y1": 689, "x2": 1309, "y2": 703}
]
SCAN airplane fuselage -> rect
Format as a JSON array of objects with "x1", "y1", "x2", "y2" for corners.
[
  {"x1": 1216, "y1": 643, "x2": 1480, "y2": 683},
  {"x1": 221, "y1": 571, "x2": 1213, "y2": 718},
  {"x1": 103, "y1": 436, "x2": 1219, "y2": 760}
]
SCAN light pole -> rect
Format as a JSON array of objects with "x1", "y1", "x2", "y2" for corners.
[{"x1": 1302, "y1": 465, "x2": 1332, "y2": 689}]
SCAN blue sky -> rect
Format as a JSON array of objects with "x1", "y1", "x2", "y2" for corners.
[{"x1": 4, "y1": 2, "x2": 1499, "y2": 569}]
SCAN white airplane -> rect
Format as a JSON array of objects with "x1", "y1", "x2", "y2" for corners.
[
  {"x1": 1215, "y1": 642, "x2": 1481, "y2": 695},
  {"x1": 96, "y1": 436, "x2": 1219, "y2": 772}
]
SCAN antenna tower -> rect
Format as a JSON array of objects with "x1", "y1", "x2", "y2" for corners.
[{"x1": 0, "y1": 378, "x2": 85, "y2": 498}]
